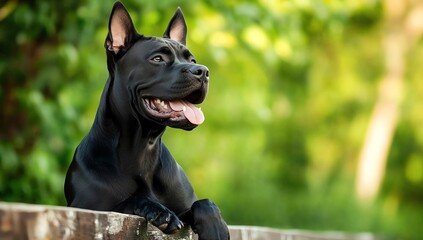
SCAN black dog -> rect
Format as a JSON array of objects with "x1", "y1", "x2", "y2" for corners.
[{"x1": 64, "y1": 2, "x2": 229, "y2": 239}]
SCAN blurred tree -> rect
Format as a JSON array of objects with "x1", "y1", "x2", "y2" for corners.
[
  {"x1": 356, "y1": 0, "x2": 423, "y2": 203},
  {"x1": 0, "y1": 0, "x2": 111, "y2": 204}
]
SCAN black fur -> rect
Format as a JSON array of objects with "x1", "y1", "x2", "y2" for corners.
[{"x1": 64, "y1": 2, "x2": 229, "y2": 239}]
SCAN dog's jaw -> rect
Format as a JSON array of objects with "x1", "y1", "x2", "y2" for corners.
[{"x1": 142, "y1": 97, "x2": 205, "y2": 128}]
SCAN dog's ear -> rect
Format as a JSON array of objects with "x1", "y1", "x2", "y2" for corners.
[
  {"x1": 105, "y1": 2, "x2": 138, "y2": 54},
  {"x1": 163, "y1": 7, "x2": 187, "y2": 45}
]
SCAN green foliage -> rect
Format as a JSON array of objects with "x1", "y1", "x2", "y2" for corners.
[{"x1": 1, "y1": 0, "x2": 422, "y2": 239}]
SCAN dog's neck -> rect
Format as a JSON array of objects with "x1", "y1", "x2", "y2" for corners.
[{"x1": 93, "y1": 77, "x2": 166, "y2": 175}]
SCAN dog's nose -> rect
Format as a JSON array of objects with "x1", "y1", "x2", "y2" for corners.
[{"x1": 189, "y1": 65, "x2": 209, "y2": 82}]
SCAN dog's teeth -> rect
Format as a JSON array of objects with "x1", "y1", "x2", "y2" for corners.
[{"x1": 182, "y1": 106, "x2": 186, "y2": 112}]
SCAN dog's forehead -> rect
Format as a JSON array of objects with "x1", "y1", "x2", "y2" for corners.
[{"x1": 146, "y1": 37, "x2": 189, "y2": 53}]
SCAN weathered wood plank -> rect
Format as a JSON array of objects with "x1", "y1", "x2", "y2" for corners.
[
  {"x1": 228, "y1": 226, "x2": 375, "y2": 240},
  {"x1": 0, "y1": 202, "x2": 194, "y2": 240},
  {"x1": 0, "y1": 202, "x2": 375, "y2": 240}
]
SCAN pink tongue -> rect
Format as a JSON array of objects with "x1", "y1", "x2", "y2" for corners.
[{"x1": 169, "y1": 100, "x2": 205, "y2": 125}]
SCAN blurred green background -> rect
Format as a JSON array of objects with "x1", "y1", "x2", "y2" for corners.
[{"x1": 1, "y1": 0, "x2": 423, "y2": 239}]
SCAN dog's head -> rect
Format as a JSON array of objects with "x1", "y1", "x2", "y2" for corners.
[{"x1": 105, "y1": 2, "x2": 208, "y2": 130}]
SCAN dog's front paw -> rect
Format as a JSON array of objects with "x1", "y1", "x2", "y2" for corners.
[
  {"x1": 134, "y1": 200, "x2": 184, "y2": 234},
  {"x1": 191, "y1": 199, "x2": 230, "y2": 240}
]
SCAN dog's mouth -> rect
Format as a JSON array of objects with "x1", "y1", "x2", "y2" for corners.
[{"x1": 142, "y1": 97, "x2": 205, "y2": 125}]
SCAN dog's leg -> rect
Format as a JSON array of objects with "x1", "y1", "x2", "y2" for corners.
[
  {"x1": 156, "y1": 146, "x2": 230, "y2": 239},
  {"x1": 179, "y1": 199, "x2": 230, "y2": 240},
  {"x1": 114, "y1": 193, "x2": 184, "y2": 234}
]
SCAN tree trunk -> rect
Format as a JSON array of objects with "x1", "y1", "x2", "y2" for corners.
[{"x1": 355, "y1": 0, "x2": 423, "y2": 202}]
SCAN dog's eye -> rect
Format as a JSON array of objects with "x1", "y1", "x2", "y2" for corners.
[
  {"x1": 152, "y1": 56, "x2": 163, "y2": 62},
  {"x1": 191, "y1": 58, "x2": 197, "y2": 64}
]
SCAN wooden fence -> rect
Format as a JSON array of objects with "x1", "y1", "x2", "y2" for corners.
[{"x1": 0, "y1": 202, "x2": 375, "y2": 240}]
